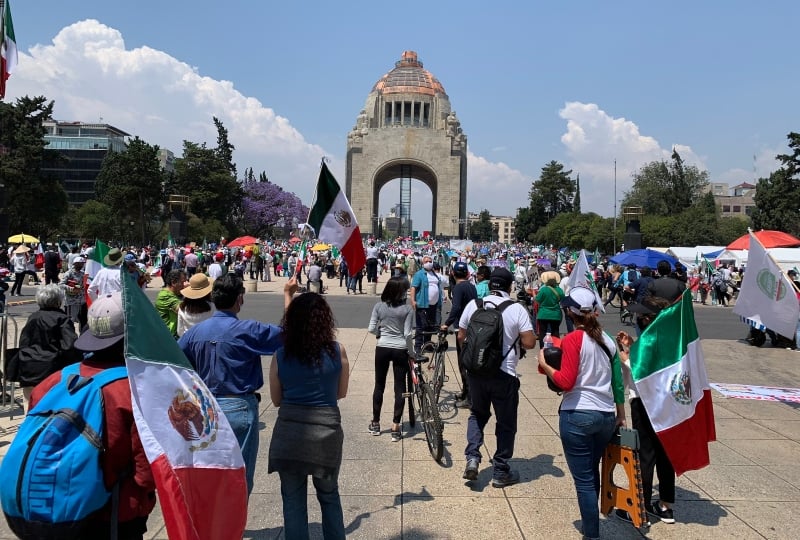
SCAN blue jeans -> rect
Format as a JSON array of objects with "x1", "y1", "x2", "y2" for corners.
[
  {"x1": 218, "y1": 394, "x2": 259, "y2": 495},
  {"x1": 559, "y1": 409, "x2": 616, "y2": 540},
  {"x1": 465, "y1": 371, "x2": 520, "y2": 477},
  {"x1": 414, "y1": 306, "x2": 438, "y2": 353},
  {"x1": 279, "y1": 470, "x2": 345, "y2": 540}
]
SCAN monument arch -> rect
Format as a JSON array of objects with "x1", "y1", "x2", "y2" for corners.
[{"x1": 346, "y1": 51, "x2": 467, "y2": 238}]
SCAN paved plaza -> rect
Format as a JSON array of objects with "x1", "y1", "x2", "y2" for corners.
[{"x1": 1, "y1": 278, "x2": 799, "y2": 539}]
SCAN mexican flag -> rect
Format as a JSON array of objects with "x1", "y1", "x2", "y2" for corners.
[
  {"x1": 84, "y1": 239, "x2": 111, "y2": 306},
  {"x1": 308, "y1": 162, "x2": 365, "y2": 277},
  {"x1": 121, "y1": 270, "x2": 247, "y2": 540},
  {"x1": 1, "y1": 0, "x2": 17, "y2": 99},
  {"x1": 630, "y1": 290, "x2": 716, "y2": 476}
]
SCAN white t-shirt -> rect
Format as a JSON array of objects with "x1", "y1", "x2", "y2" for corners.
[
  {"x1": 427, "y1": 272, "x2": 440, "y2": 305},
  {"x1": 88, "y1": 265, "x2": 122, "y2": 299},
  {"x1": 458, "y1": 291, "x2": 533, "y2": 377},
  {"x1": 208, "y1": 263, "x2": 224, "y2": 279}
]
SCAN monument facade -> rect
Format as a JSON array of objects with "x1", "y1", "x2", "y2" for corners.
[{"x1": 346, "y1": 51, "x2": 467, "y2": 238}]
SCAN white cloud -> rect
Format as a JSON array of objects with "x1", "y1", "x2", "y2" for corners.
[{"x1": 9, "y1": 19, "x2": 329, "y2": 202}]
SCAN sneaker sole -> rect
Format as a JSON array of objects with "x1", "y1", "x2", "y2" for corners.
[
  {"x1": 491, "y1": 480, "x2": 518, "y2": 488},
  {"x1": 647, "y1": 505, "x2": 675, "y2": 524},
  {"x1": 463, "y1": 469, "x2": 478, "y2": 481}
]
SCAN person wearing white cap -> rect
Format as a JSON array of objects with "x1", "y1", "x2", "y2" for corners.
[
  {"x1": 60, "y1": 255, "x2": 88, "y2": 328},
  {"x1": 537, "y1": 286, "x2": 626, "y2": 540}
]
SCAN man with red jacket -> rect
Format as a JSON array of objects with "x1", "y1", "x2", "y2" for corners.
[{"x1": 30, "y1": 293, "x2": 156, "y2": 540}]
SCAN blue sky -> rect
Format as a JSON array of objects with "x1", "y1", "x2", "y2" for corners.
[{"x1": 5, "y1": 1, "x2": 798, "y2": 230}]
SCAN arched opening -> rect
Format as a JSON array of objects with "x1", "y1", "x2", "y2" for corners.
[{"x1": 372, "y1": 161, "x2": 437, "y2": 239}]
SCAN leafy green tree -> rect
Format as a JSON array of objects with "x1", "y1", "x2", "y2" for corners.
[
  {"x1": 95, "y1": 137, "x2": 166, "y2": 245},
  {"x1": 514, "y1": 206, "x2": 537, "y2": 242},
  {"x1": 74, "y1": 200, "x2": 115, "y2": 241},
  {"x1": 213, "y1": 116, "x2": 237, "y2": 177},
  {"x1": 529, "y1": 161, "x2": 576, "y2": 226},
  {"x1": 0, "y1": 96, "x2": 69, "y2": 240},
  {"x1": 622, "y1": 151, "x2": 708, "y2": 216},
  {"x1": 751, "y1": 134, "x2": 800, "y2": 236},
  {"x1": 573, "y1": 174, "x2": 581, "y2": 213},
  {"x1": 469, "y1": 210, "x2": 494, "y2": 242},
  {"x1": 532, "y1": 212, "x2": 612, "y2": 251}
]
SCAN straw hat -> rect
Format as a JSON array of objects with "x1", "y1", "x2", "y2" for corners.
[
  {"x1": 13, "y1": 245, "x2": 30, "y2": 254},
  {"x1": 182, "y1": 273, "x2": 213, "y2": 299}
]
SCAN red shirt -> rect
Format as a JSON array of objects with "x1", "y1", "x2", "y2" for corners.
[{"x1": 30, "y1": 359, "x2": 156, "y2": 523}]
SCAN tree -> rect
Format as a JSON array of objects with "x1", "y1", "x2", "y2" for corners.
[
  {"x1": 240, "y1": 178, "x2": 308, "y2": 238},
  {"x1": 213, "y1": 116, "x2": 236, "y2": 177},
  {"x1": 751, "y1": 133, "x2": 800, "y2": 236},
  {"x1": 0, "y1": 96, "x2": 69, "y2": 239},
  {"x1": 514, "y1": 207, "x2": 537, "y2": 242},
  {"x1": 621, "y1": 151, "x2": 708, "y2": 216},
  {"x1": 469, "y1": 210, "x2": 494, "y2": 241},
  {"x1": 573, "y1": 174, "x2": 581, "y2": 213},
  {"x1": 530, "y1": 161, "x2": 575, "y2": 222},
  {"x1": 94, "y1": 137, "x2": 166, "y2": 245},
  {"x1": 74, "y1": 200, "x2": 114, "y2": 241}
]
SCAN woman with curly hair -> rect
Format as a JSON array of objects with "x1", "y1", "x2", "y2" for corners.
[
  {"x1": 268, "y1": 292, "x2": 350, "y2": 540},
  {"x1": 367, "y1": 276, "x2": 414, "y2": 441}
]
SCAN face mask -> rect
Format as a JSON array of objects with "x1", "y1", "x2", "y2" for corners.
[{"x1": 423, "y1": 262, "x2": 433, "y2": 271}]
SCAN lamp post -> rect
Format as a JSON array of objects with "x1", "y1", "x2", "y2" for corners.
[
  {"x1": 129, "y1": 221, "x2": 135, "y2": 247},
  {"x1": 452, "y1": 218, "x2": 470, "y2": 239}
]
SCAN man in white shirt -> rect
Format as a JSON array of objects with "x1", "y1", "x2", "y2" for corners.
[
  {"x1": 88, "y1": 247, "x2": 124, "y2": 301},
  {"x1": 365, "y1": 241, "x2": 379, "y2": 283},
  {"x1": 458, "y1": 268, "x2": 536, "y2": 487}
]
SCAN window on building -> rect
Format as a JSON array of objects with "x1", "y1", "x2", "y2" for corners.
[
  {"x1": 413, "y1": 102, "x2": 421, "y2": 126},
  {"x1": 385, "y1": 103, "x2": 392, "y2": 126},
  {"x1": 732, "y1": 205, "x2": 741, "y2": 213},
  {"x1": 403, "y1": 102, "x2": 412, "y2": 125},
  {"x1": 422, "y1": 103, "x2": 430, "y2": 127},
  {"x1": 722, "y1": 205, "x2": 731, "y2": 213},
  {"x1": 745, "y1": 206, "x2": 754, "y2": 216}
]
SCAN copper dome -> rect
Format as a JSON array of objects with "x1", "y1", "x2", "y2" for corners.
[{"x1": 372, "y1": 51, "x2": 446, "y2": 97}]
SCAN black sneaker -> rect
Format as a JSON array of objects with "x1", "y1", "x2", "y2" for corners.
[
  {"x1": 614, "y1": 509, "x2": 632, "y2": 523},
  {"x1": 491, "y1": 469, "x2": 520, "y2": 488},
  {"x1": 368, "y1": 422, "x2": 380, "y2": 436},
  {"x1": 463, "y1": 458, "x2": 479, "y2": 481},
  {"x1": 647, "y1": 501, "x2": 675, "y2": 524},
  {"x1": 390, "y1": 428, "x2": 401, "y2": 442},
  {"x1": 455, "y1": 397, "x2": 471, "y2": 408}
]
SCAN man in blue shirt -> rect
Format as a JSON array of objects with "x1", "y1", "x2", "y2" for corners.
[
  {"x1": 410, "y1": 255, "x2": 443, "y2": 353},
  {"x1": 179, "y1": 273, "x2": 298, "y2": 494}
]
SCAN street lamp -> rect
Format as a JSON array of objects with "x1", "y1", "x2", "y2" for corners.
[
  {"x1": 451, "y1": 218, "x2": 470, "y2": 239},
  {"x1": 129, "y1": 221, "x2": 135, "y2": 246}
]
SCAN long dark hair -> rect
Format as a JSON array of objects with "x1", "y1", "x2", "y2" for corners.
[
  {"x1": 567, "y1": 311, "x2": 604, "y2": 343},
  {"x1": 281, "y1": 292, "x2": 337, "y2": 366},
  {"x1": 179, "y1": 295, "x2": 212, "y2": 315},
  {"x1": 381, "y1": 276, "x2": 409, "y2": 307}
]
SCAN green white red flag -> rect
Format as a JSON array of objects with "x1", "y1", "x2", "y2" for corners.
[
  {"x1": 308, "y1": 162, "x2": 365, "y2": 277},
  {"x1": 84, "y1": 239, "x2": 111, "y2": 306},
  {"x1": 630, "y1": 290, "x2": 716, "y2": 476},
  {"x1": 0, "y1": 0, "x2": 17, "y2": 99},
  {"x1": 567, "y1": 249, "x2": 605, "y2": 313},
  {"x1": 121, "y1": 270, "x2": 247, "y2": 540}
]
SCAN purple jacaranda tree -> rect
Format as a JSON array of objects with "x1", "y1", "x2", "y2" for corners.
[{"x1": 241, "y1": 179, "x2": 309, "y2": 238}]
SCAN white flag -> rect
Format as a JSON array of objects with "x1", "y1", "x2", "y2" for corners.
[
  {"x1": 567, "y1": 249, "x2": 605, "y2": 313},
  {"x1": 733, "y1": 232, "x2": 799, "y2": 338}
]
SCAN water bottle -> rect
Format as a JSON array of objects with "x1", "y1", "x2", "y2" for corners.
[{"x1": 543, "y1": 332, "x2": 553, "y2": 349}]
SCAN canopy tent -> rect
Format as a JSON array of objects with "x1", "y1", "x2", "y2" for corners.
[
  {"x1": 727, "y1": 230, "x2": 800, "y2": 250},
  {"x1": 721, "y1": 248, "x2": 800, "y2": 272},
  {"x1": 227, "y1": 236, "x2": 259, "y2": 248},
  {"x1": 608, "y1": 248, "x2": 678, "y2": 269},
  {"x1": 666, "y1": 246, "x2": 726, "y2": 267}
]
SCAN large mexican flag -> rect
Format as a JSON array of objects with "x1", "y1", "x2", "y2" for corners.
[
  {"x1": 308, "y1": 162, "x2": 365, "y2": 277},
  {"x1": 629, "y1": 290, "x2": 716, "y2": 476},
  {"x1": 121, "y1": 271, "x2": 247, "y2": 539}
]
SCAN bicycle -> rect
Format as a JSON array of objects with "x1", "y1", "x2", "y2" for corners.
[
  {"x1": 404, "y1": 348, "x2": 444, "y2": 462},
  {"x1": 418, "y1": 329, "x2": 453, "y2": 403}
]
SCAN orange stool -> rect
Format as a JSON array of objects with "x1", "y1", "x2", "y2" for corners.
[{"x1": 600, "y1": 428, "x2": 648, "y2": 528}]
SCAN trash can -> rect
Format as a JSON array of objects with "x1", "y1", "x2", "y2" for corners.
[{"x1": 244, "y1": 280, "x2": 257, "y2": 293}]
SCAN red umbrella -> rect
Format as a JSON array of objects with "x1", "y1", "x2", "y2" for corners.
[
  {"x1": 726, "y1": 230, "x2": 800, "y2": 250},
  {"x1": 227, "y1": 236, "x2": 259, "y2": 248}
]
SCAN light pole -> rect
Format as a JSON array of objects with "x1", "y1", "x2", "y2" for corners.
[
  {"x1": 129, "y1": 221, "x2": 135, "y2": 247},
  {"x1": 452, "y1": 218, "x2": 470, "y2": 239}
]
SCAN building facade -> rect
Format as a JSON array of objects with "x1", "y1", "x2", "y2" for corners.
[
  {"x1": 41, "y1": 120, "x2": 130, "y2": 205},
  {"x1": 704, "y1": 182, "x2": 756, "y2": 218}
]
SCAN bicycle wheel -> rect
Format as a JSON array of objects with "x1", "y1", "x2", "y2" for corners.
[
  {"x1": 419, "y1": 382, "x2": 444, "y2": 462},
  {"x1": 406, "y1": 369, "x2": 416, "y2": 428},
  {"x1": 431, "y1": 349, "x2": 446, "y2": 403}
]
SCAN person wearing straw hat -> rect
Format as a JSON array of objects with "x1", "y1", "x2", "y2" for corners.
[
  {"x1": 156, "y1": 269, "x2": 187, "y2": 338},
  {"x1": 87, "y1": 247, "x2": 125, "y2": 301},
  {"x1": 10, "y1": 245, "x2": 33, "y2": 296},
  {"x1": 177, "y1": 273, "x2": 215, "y2": 337}
]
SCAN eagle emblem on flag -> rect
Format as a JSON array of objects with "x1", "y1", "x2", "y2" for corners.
[
  {"x1": 334, "y1": 209, "x2": 352, "y2": 228},
  {"x1": 167, "y1": 378, "x2": 219, "y2": 451},
  {"x1": 669, "y1": 371, "x2": 692, "y2": 405}
]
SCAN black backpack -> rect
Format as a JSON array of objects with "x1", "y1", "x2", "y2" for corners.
[
  {"x1": 627, "y1": 270, "x2": 638, "y2": 282},
  {"x1": 462, "y1": 298, "x2": 519, "y2": 376}
]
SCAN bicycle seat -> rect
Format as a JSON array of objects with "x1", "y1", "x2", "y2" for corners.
[{"x1": 414, "y1": 354, "x2": 430, "y2": 363}]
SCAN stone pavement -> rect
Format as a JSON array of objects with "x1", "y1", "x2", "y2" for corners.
[{"x1": 0, "y1": 277, "x2": 799, "y2": 538}]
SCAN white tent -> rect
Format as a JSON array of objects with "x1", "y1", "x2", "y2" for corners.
[
  {"x1": 666, "y1": 246, "x2": 726, "y2": 268},
  {"x1": 709, "y1": 248, "x2": 800, "y2": 272}
]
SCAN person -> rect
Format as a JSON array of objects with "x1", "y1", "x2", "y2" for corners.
[
  {"x1": 208, "y1": 252, "x2": 226, "y2": 279},
  {"x1": 268, "y1": 292, "x2": 349, "y2": 540},
  {"x1": 43, "y1": 245, "x2": 61, "y2": 285},
  {"x1": 29, "y1": 293, "x2": 157, "y2": 538},
  {"x1": 10, "y1": 245, "x2": 31, "y2": 296},
  {"x1": 287, "y1": 251, "x2": 298, "y2": 280},
  {"x1": 11, "y1": 285, "x2": 80, "y2": 412},
  {"x1": 306, "y1": 260, "x2": 324, "y2": 293},
  {"x1": 159, "y1": 250, "x2": 173, "y2": 286},
  {"x1": 154, "y1": 269, "x2": 186, "y2": 338},
  {"x1": 177, "y1": 273, "x2": 215, "y2": 337},
  {"x1": 124, "y1": 253, "x2": 150, "y2": 290},
  {"x1": 60, "y1": 255, "x2": 88, "y2": 329},
  {"x1": 179, "y1": 273, "x2": 298, "y2": 495},
  {"x1": 441, "y1": 261, "x2": 477, "y2": 408},
  {"x1": 338, "y1": 258, "x2": 348, "y2": 287},
  {"x1": 627, "y1": 265, "x2": 655, "y2": 306},
  {"x1": 537, "y1": 287, "x2": 626, "y2": 540},
  {"x1": 619, "y1": 264, "x2": 640, "y2": 306},
  {"x1": 647, "y1": 260, "x2": 686, "y2": 302},
  {"x1": 183, "y1": 247, "x2": 199, "y2": 276},
  {"x1": 712, "y1": 271, "x2": 730, "y2": 306},
  {"x1": 603, "y1": 265, "x2": 624, "y2": 307},
  {"x1": 535, "y1": 270, "x2": 565, "y2": 348},
  {"x1": 263, "y1": 249, "x2": 273, "y2": 282},
  {"x1": 475, "y1": 265, "x2": 491, "y2": 299},
  {"x1": 410, "y1": 255, "x2": 444, "y2": 353},
  {"x1": 615, "y1": 296, "x2": 677, "y2": 526},
  {"x1": 347, "y1": 266, "x2": 364, "y2": 294},
  {"x1": 366, "y1": 240, "x2": 379, "y2": 283},
  {"x1": 367, "y1": 276, "x2": 414, "y2": 441},
  {"x1": 459, "y1": 268, "x2": 536, "y2": 487},
  {"x1": 88, "y1": 247, "x2": 125, "y2": 300}
]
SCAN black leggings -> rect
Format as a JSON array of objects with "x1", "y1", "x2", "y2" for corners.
[{"x1": 373, "y1": 346, "x2": 409, "y2": 424}]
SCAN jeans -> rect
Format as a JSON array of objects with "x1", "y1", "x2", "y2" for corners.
[
  {"x1": 465, "y1": 370, "x2": 520, "y2": 477},
  {"x1": 559, "y1": 409, "x2": 616, "y2": 540},
  {"x1": 631, "y1": 398, "x2": 675, "y2": 505},
  {"x1": 413, "y1": 306, "x2": 438, "y2": 353},
  {"x1": 218, "y1": 394, "x2": 259, "y2": 495},
  {"x1": 279, "y1": 470, "x2": 345, "y2": 540}
]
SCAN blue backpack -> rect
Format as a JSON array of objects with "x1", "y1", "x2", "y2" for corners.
[{"x1": 1, "y1": 363, "x2": 128, "y2": 540}]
